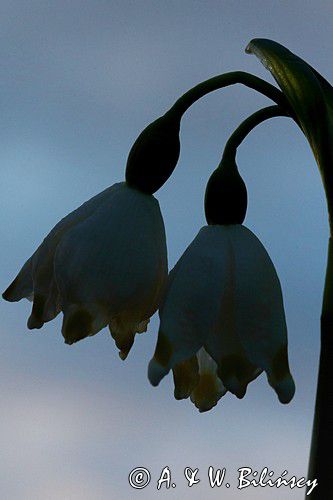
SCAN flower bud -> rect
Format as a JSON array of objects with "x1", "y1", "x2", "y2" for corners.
[
  {"x1": 125, "y1": 109, "x2": 181, "y2": 194},
  {"x1": 204, "y1": 156, "x2": 247, "y2": 225}
]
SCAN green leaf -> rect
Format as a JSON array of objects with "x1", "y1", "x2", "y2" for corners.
[{"x1": 246, "y1": 39, "x2": 333, "y2": 221}]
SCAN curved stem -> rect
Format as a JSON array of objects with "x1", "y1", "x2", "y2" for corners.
[
  {"x1": 307, "y1": 237, "x2": 333, "y2": 498},
  {"x1": 222, "y1": 104, "x2": 291, "y2": 159},
  {"x1": 170, "y1": 71, "x2": 291, "y2": 115},
  {"x1": 204, "y1": 105, "x2": 292, "y2": 226}
]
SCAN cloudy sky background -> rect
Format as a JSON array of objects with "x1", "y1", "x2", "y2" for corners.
[{"x1": 1, "y1": 1, "x2": 332, "y2": 498}]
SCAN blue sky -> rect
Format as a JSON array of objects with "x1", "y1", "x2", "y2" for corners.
[{"x1": 1, "y1": 1, "x2": 332, "y2": 498}]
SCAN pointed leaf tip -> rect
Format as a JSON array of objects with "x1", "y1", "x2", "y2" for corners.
[{"x1": 246, "y1": 38, "x2": 333, "y2": 226}]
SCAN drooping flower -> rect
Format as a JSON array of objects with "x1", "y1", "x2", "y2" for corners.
[
  {"x1": 3, "y1": 103, "x2": 185, "y2": 357},
  {"x1": 3, "y1": 182, "x2": 167, "y2": 359},
  {"x1": 148, "y1": 224, "x2": 295, "y2": 411}
]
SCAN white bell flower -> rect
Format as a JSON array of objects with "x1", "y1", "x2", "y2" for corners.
[
  {"x1": 148, "y1": 224, "x2": 295, "y2": 408},
  {"x1": 3, "y1": 182, "x2": 167, "y2": 359}
]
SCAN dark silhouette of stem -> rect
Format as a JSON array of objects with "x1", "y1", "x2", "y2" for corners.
[
  {"x1": 222, "y1": 104, "x2": 291, "y2": 159},
  {"x1": 307, "y1": 237, "x2": 333, "y2": 498},
  {"x1": 171, "y1": 71, "x2": 291, "y2": 115}
]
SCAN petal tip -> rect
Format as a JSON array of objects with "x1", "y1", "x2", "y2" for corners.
[
  {"x1": 2, "y1": 285, "x2": 20, "y2": 302},
  {"x1": 274, "y1": 375, "x2": 296, "y2": 404},
  {"x1": 119, "y1": 350, "x2": 128, "y2": 361},
  {"x1": 222, "y1": 374, "x2": 247, "y2": 399},
  {"x1": 174, "y1": 390, "x2": 187, "y2": 400},
  {"x1": 27, "y1": 315, "x2": 44, "y2": 330},
  {"x1": 2, "y1": 260, "x2": 33, "y2": 302},
  {"x1": 62, "y1": 306, "x2": 93, "y2": 345},
  {"x1": 148, "y1": 358, "x2": 169, "y2": 387},
  {"x1": 2, "y1": 289, "x2": 10, "y2": 301}
]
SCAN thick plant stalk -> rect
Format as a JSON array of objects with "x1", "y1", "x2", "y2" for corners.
[
  {"x1": 171, "y1": 71, "x2": 291, "y2": 114},
  {"x1": 307, "y1": 237, "x2": 333, "y2": 498},
  {"x1": 125, "y1": 73, "x2": 292, "y2": 195}
]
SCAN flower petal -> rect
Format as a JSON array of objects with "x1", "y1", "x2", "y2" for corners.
[
  {"x1": 3, "y1": 184, "x2": 122, "y2": 328},
  {"x1": 148, "y1": 227, "x2": 224, "y2": 386},
  {"x1": 149, "y1": 224, "x2": 294, "y2": 405},
  {"x1": 3, "y1": 182, "x2": 167, "y2": 357},
  {"x1": 55, "y1": 183, "x2": 167, "y2": 352},
  {"x1": 172, "y1": 356, "x2": 199, "y2": 400},
  {"x1": 172, "y1": 350, "x2": 226, "y2": 412},
  {"x1": 3, "y1": 257, "x2": 33, "y2": 302},
  {"x1": 190, "y1": 348, "x2": 226, "y2": 412},
  {"x1": 109, "y1": 317, "x2": 150, "y2": 360},
  {"x1": 228, "y1": 225, "x2": 295, "y2": 403}
]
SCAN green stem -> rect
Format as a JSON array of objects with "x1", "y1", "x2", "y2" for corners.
[
  {"x1": 171, "y1": 71, "x2": 291, "y2": 115},
  {"x1": 307, "y1": 237, "x2": 333, "y2": 498},
  {"x1": 222, "y1": 104, "x2": 291, "y2": 159},
  {"x1": 204, "y1": 105, "x2": 292, "y2": 226}
]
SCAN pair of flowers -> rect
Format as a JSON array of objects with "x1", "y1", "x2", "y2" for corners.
[
  {"x1": 4, "y1": 38, "x2": 332, "y2": 412},
  {"x1": 3, "y1": 179, "x2": 294, "y2": 412}
]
